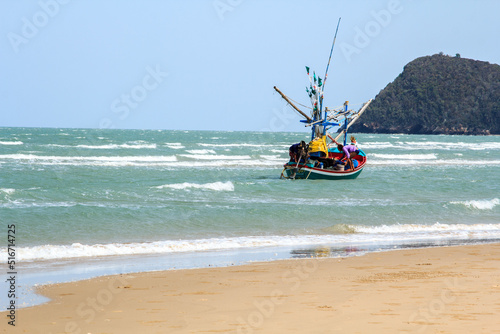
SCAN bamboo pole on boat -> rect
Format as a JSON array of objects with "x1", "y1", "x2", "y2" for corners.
[
  {"x1": 274, "y1": 86, "x2": 312, "y2": 122},
  {"x1": 305, "y1": 167, "x2": 313, "y2": 180},
  {"x1": 333, "y1": 99, "x2": 373, "y2": 142},
  {"x1": 280, "y1": 167, "x2": 286, "y2": 179}
]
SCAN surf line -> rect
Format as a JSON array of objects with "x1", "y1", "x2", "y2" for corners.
[{"x1": 6, "y1": 223, "x2": 16, "y2": 326}]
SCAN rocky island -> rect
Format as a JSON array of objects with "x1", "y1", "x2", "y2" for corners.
[{"x1": 352, "y1": 54, "x2": 500, "y2": 135}]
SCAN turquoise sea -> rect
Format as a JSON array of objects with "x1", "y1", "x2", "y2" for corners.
[{"x1": 1, "y1": 127, "x2": 499, "y2": 307}]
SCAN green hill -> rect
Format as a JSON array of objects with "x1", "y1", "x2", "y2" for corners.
[{"x1": 351, "y1": 54, "x2": 500, "y2": 135}]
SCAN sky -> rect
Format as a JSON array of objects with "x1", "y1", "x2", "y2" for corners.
[{"x1": 1, "y1": 0, "x2": 500, "y2": 132}]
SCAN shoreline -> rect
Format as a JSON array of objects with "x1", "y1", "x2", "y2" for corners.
[
  {"x1": 3, "y1": 243, "x2": 500, "y2": 333},
  {"x1": 7, "y1": 238, "x2": 500, "y2": 311}
]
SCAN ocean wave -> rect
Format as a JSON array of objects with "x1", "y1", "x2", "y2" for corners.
[
  {"x1": 186, "y1": 149, "x2": 217, "y2": 154},
  {"x1": 2, "y1": 152, "x2": 496, "y2": 168},
  {"x1": 163, "y1": 160, "x2": 283, "y2": 168},
  {"x1": 10, "y1": 237, "x2": 323, "y2": 261},
  {"x1": 47, "y1": 143, "x2": 156, "y2": 149},
  {"x1": 0, "y1": 201, "x2": 78, "y2": 209},
  {"x1": 0, "y1": 154, "x2": 177, "y2": 165},
  {"x1": 0, "y1": 236, "x2": 371, "y2": 261},
  {"x1": 7, "y1": 223, "x2": 500, "y2": 262},
  {"x1": 77, "y1": 144, "x2": 156, "y2": 149},
  {"x1": 165, "y1": 143, "x2": 185, "y2": 149},
  {"x1": 450, "y1": 198, "x2": 499, "y2": 210},
  {"x1": 0, "y1": 200, "x2": 168, "y2": 209},
  {"x1": 260, "y1": 154, "x2": 283, "y2": 159},
  {"x1": 361, "y1": 141, "x2": 500, "y2": 151},
  {"x1": 368, "y1": 158, "x2": 500, "y2": 166},
  {"x1": 0, "y1": 188, "x2": 15, "y2": 195},
  {"x1": 179, "y1": 154, "x2": 251, "y2": 160},
  {"x1": 0, "y1": 154, "x2": 283, "y2": 168},
  {"x1": 198, "y1": 143, "x2": 288, "y2": 148},
  {"x1": 354, "y1": 222, "x2": 500, "y2": 233},
  {"x1": 370, "y1": 153, "x2": 437, "y2": 160},
  {"x1": 0, "y1": 141, "x2": 23, "y2": 145},
  {"x1": 154, "y1": 181, "x2": 235, "y2": 191}
]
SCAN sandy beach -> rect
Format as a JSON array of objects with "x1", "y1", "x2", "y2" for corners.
[{"x1": 3, "y1": 243, "x2": 500, "y2": 334}]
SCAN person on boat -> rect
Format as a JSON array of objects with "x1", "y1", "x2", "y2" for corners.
[
  {"x1": 308, "y1": 135, "x2": 328, "y2": 158},
  {"x1": 289, "y1": 141, "x2": 307, "y2": 162},
  {"x1": 341, "y1": 158, "x2": 359, "y2": 171},
  {"x1": 350, "y1": 135, "x2": 358, "y2": 147},
  {"x1": 333, "y1": 140, "x2": 359, "y2": 170}
]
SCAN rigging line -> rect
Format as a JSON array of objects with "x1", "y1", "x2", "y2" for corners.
[
  {"x1": 276, "y1": 89, "x2": 314, "y2": 110},
  {"x1": 288, "y1": 98, "x2": 313, "y2": 110}
]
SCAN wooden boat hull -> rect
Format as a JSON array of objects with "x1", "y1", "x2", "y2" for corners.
[
  {"x1": 282, "y1": 164, "x2": 364, "y2": 180},
  {"x1": 283, "y1": 165, "x2": 363, "y2": 180},
  {"x1": 281, "y1": 148, "x2": 367, "y2": 180}
]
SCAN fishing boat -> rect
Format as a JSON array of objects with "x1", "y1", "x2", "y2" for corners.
[
  {"x1": 276, "y1": 93, "x2": 372, "y2": 180},
  {"x1": 275, "y1": 18, "x2": 372, "y2": 180}
]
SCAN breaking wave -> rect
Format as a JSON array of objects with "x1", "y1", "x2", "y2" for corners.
[
  {"x1": 185, "y1": 149, "x2": 217, "y2": 154},
  {"x1": 47, "y1": 143, "x2": 156, "y2": 149},
  {"x1": 154, "y1": 181, "x2": 235, "y2": 191},
  {"x1": 0, "y1": 154, "x2": 177, "y2": 166},
  {"x1": 450, "y1": 198, "x2": 499, "y2": 210},
  {"x1": 165, "y1": 143, "x2": 185, "y2": 149},
  {"x1": 179, "y1": 154, "x2": 251, "y2": 160},
  {"x1": 362, "y1": 141, "x2": 500, "y2": 151},
  {"x1": 0, "y1": 188, "x2": 15, "y2": 195},
  {"x1": 370, "y1": 153, "x2": 437, "y2": 160},
  {"x1": 7, "y1": 222, "x2": 500, "y2": 262}
]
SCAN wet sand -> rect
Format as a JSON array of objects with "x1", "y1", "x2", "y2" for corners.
[{"x1": 2, "y1": 243, "x2": 500, "y2": 333}]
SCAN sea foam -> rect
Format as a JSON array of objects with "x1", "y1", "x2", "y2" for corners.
[
  {"x1": 0, "y1": 154, "x2": 177, "y2": 166},
  {"x1": 186, "y1": 149, "x2": 217, "y2": 154},
  {"x1": 0, "y1": 188, "x2": 15, "y2": 195},
  {"x1": 165, "y1": 143, "x2": 185, "y2": 149},
  {"x1": 450, "y1": 198, "x2": 499, "y2": 210},
  {"x1": 7, "y1": 222, "x2": 500, "y2": 262},
  {"x1": 354, "y1": 222, "x2": 500, "y2": 233},
  {"x1": 46, "y1": 143, "x2": 156, "y2": 149},
  {"x1": 368, "y1": 158, "x2": 500, "y2": 166},
  {"x1": 179, "y1": 154, "x2": 251, "y2": 160},
  {"x1": 370, "y1": 153, "x2": 437, "y2": 160},
  {"x1": 154, "y1": 181, "x2": 235, "y2": 191},
  {"x1": 362, "y1": 141, "x2": 500, "y2": 151},
  {"x1": 75, "y1": 144, "x2": 157, "y2": 149}
]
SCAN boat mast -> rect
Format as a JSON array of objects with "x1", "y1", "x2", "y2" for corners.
[
  {"x1": 343, "y1": 101, "x2": 349, "y2": 146},
  {"x1": 332, "y1": 99, "x2": 373, "y2": 143},
  {"x1": 274, "y1": 17, "x2": 346, "y2": 142},
  {"x1": 321, "y1": 17, "x2": 341, "y2": 97},
  {"x1": 320, "y1": 17, "x2": 341, "y2": 137}
]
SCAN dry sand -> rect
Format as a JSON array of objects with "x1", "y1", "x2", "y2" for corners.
[{"x1": 2, "y1": 243, "x2": 500, "y2": 334}]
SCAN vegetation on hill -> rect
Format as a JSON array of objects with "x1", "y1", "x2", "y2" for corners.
[{"x1": 351, "y1": 53, "x2": 500, "y2": 135}]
